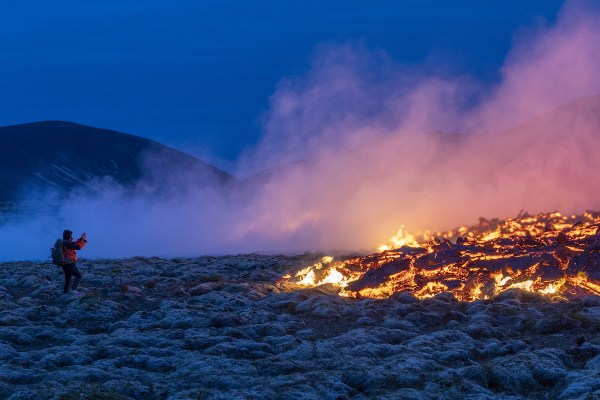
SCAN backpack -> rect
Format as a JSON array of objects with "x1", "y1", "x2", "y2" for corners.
[{"x1": 50, "y1": 239, "x2": 65, "y2": 266}]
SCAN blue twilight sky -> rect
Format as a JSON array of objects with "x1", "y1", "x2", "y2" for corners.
[{"x1": 0, "y1": 0, "x2": 564, "y2": 171}]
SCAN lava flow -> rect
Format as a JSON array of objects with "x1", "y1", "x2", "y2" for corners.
[{"x1": 285, "y1": 211, "x2": 600, "y2": 301}]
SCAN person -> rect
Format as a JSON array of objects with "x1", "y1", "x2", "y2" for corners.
[{"x1": 62, "y1": 230, "x2": 88, "y2": 294}]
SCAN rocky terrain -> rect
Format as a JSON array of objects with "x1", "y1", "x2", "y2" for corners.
[{"x1": 0, "y1": 255, "x2": 598, "y2": 399}]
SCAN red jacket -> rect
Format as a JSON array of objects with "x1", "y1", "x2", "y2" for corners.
[{"x1": 63, "y1": 238, "x2": 87, "y2": 264}]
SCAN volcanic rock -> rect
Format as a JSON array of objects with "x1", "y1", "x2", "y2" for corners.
[{"x1": 0, "y1": 255, "x2": 599, "y2": 399}]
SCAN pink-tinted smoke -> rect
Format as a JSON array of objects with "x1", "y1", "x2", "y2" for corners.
[{"x1": 234, "y1": 1, "x2": 600, "y2": 251}]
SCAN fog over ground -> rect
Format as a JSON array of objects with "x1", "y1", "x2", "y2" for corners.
[{"x1": 2, "y1": 2, "x2": 600, "y2": 261}]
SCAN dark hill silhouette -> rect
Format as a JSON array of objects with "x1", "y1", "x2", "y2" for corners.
[{"x1": 0, "y1": 121, "x2": 233, "y2": 206}]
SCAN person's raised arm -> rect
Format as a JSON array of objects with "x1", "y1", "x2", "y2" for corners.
[{"x1": 75, "y1": 233, "x2": 88, "y2": 250}]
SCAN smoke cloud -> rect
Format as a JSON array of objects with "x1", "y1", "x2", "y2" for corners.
[{"x1": 2, "y1": 1, "x2": 600, "y2": 261}]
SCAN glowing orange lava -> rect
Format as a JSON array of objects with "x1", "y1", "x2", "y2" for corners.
[{"x1": 285, "y1": 211, "x2": 600, "y2": 301}]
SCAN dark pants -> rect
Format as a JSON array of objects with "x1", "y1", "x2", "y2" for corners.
[{"x1": 62, "y1": 263, "x2": 83, "y2": 293}]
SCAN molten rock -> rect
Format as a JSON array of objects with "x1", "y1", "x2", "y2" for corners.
[{"x1": 291, "y1": 211, "x2": 600, "y2": 301}]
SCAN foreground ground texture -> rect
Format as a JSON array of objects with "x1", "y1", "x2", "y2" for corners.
[{"x1": 0, "y1": 255, "x2": 599, "y2": 399}]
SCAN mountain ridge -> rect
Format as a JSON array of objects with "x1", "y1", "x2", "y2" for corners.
[{"x1": 0, "y1": 120, "x2": 233, "y2": 206}]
